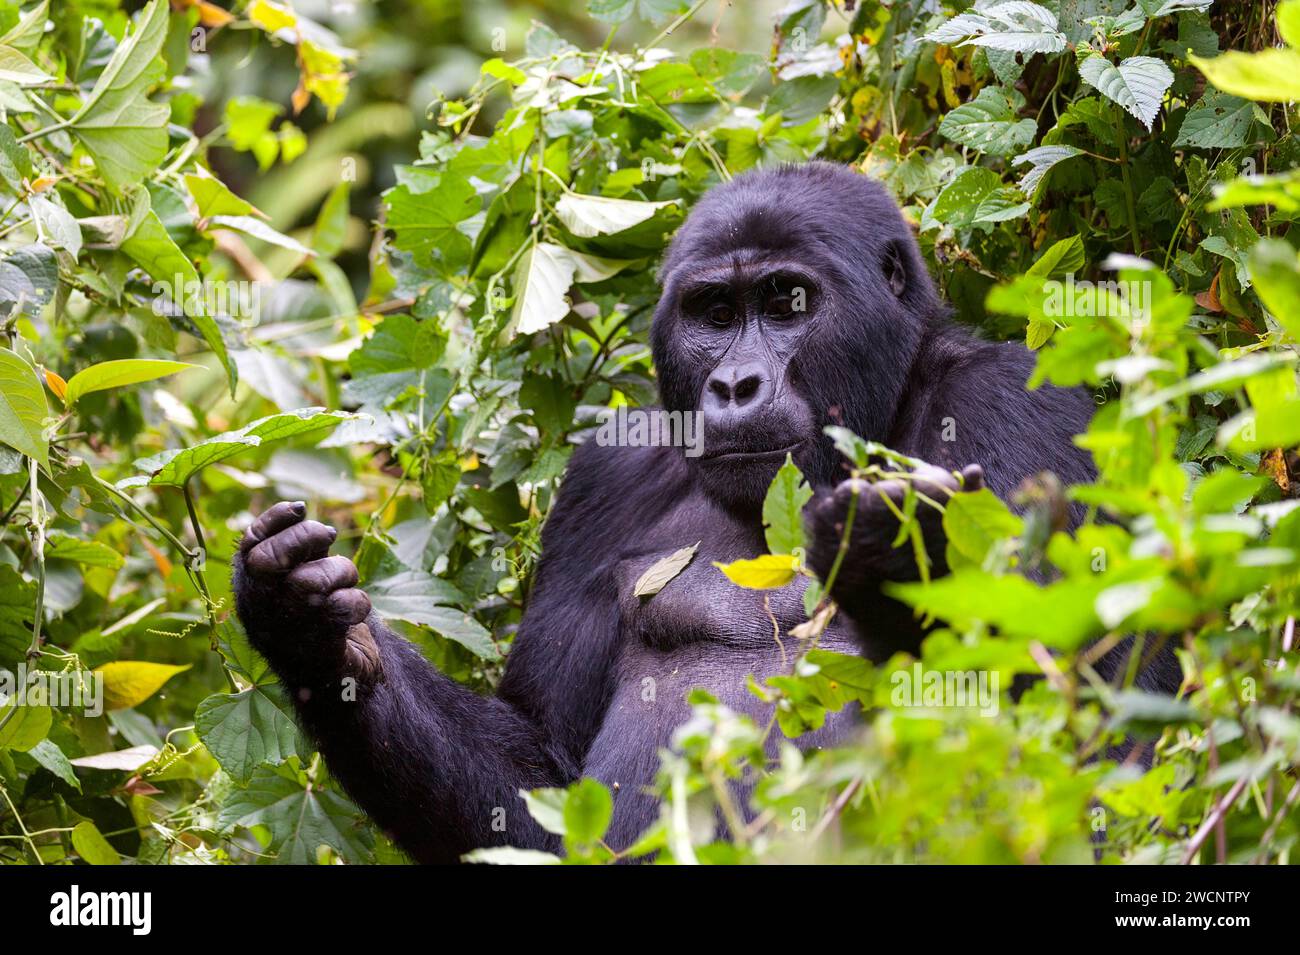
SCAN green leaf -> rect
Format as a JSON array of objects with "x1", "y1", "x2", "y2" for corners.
[
  {"x1": 71, "y1": 821, "x2": 121, "y2": 865},
  {"x1": 1078, "y1": 55, "x2": 1174, "y2": 130},
  {"x1": 563, "y1": 777, "x2": 614, "y2": 846},
  {"x1": 217, "y1": 762, "x2": 374, "y2": 864},
  {"x1": 45, "y1": 533, "x2": 124, "y2": 569},
  {"x1": 185, "y1": 171, "x2": 257, "y2": 219},
  {"x1": 925, "y1": 3, "x2": 1066, "y2": 55},
  {"x1": 1191, "y1": 48, "x2": 1300, "y2": 102},
  {"x1": 63, "y1": 359, "x2": 196, "y2": 407},
  {"x1": 1173, "y1": 90, "x2": 1259, "y2": 148},
  {"x1": 207, "y1": 214, "x2": 314, "y2": 256},
  {"x1": 938, "y1": 87, "x2": 1037, "y2": 157},
  {"x1": 312, "y1": 182, "x2": 351, "y2": 257},
  {"x1": 124, "y1": 409, "x2": 354, "y2": 487},
  {"x1": 555, "y1": 192, "x2": 676, "y2": 238},
  {"x1": 942, "y1": 488, "x2": 1024, "y2": 565},
  {"x1": 0, "y1": 1, "x2": 48, "y2": 57},
  {"x1": 0, "y1": 123, "x2": 33, "y2": 193},
  {"x1": 928, "y1": 167, "x2": 1029, "y2": 230},
  {"x1": 196, "y1": 684, "x2": 304, "y2": 784},
  {"x1": 28, "y1": 738, "x2": 80, "y2": 792},
  {"x1": 0, "y1": 347, "x2": 48, "y2": 469},
  {"x1": 0, "y1": 44, "x2": 50, "y2": 85},
  {"x1": 1248, "y1": 238, "x2": 1300, "y2": 339},
  {"x1": 763, "y1": 454, "x2": 812, "y2": 556},
  {"x1": 121, "y1": 189, "x2": 235, "y2": 396},
  {"x1": 714, "y1": 553, "x2": 800, "y2": 590},
  {"x1": 68, "y1": 0, "x2": 171, "y2": 193},
  {"x1": 1027, "y1": 234, "x2": 1085, "y2": 277},
  {"x1": 386, "y1": 176, "x2": 478, "y2": 269},
  {"x1": 29, "y1": 196, "x2": 81, "y2": 258},
  {"x1": 1012, "y1": 145, "x2": 1083, "y2": 196},
  {"x1": 509, "y1": 241, "x2": 576, "y2": 337},
  {"x1": 633, "y1": 542, "x2": 699, "y2": 597},
  {"x1": 0, "y1": 697, "x2": 51, "y2": 751}
]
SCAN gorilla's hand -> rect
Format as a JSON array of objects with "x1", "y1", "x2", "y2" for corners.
[
  {"x1": 232, "y1": 501, "x2": 380, "y2": 685},
  {"x1": 805, "y1": 463, "x2": 984, "y2": 595}
]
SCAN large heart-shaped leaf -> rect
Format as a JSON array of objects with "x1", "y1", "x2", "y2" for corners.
[
  {"x1": 0, "y1": 347, "x2": 48, "y2": 471},
  {"x1": 1079, "y1": 55, "x2": 1174, "y2": 130}
]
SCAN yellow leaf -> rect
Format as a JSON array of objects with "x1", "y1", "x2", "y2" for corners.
[
  {"x1": 195, "y1": 1, "x2": 235, "y2": 27},
  {"x1": 713, "y1": 554, "x2": 800, "y2": 590},
  {"x1": 43, "y1": 368, "x2": 67, "y2": 401},
  {"x1": 94, "y1": 661, "x2": 190, "y2": 710},
  {"x1": 249, "y1": 0, "x2": 296, "y2": 32}
]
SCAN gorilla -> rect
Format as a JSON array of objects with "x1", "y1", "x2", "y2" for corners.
[{"x1": 233, "y1": 162, "x2": 1164, "y2": 863}]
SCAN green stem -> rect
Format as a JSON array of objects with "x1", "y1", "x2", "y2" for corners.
[
  {"x1": 16, "y1": 118, "x2": 70, "y2": 144},
  {"x1": 1115, "y1": 106, "x2": 1141, "y2": 256},
  {"x1": 25, "y1": 457, "x2": 45, "y2": 660}
]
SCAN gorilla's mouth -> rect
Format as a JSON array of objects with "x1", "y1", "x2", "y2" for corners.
[{"x1": 699, "y1": 439, "x2": 805, "y2": 463}]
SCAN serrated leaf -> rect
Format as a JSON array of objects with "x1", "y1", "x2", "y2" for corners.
[
  {"x1": 94, "y1": 661, "x2": 190, "y2": 710},
  {"x1": 938, "y1": 86, "x2": 1037, "y2": 156},
  {"x1": 714, "y1": 553, "x2": 800, "y2": 590},
  {"x1": 1012, "y1": 145, "x2": 1083, "y2": 195},
  {"x1": 218, "y1": 762, "x2": 374, "y2": 864},
  {"x1": 386, "y1": 176, "x2": 478, "y2": 269},
  {"x1": 634, "y1": 542, "x2": 699, "y2": 597},
  {"x1": 63, "y1": 359, "x2": 196, "y2": 407},
  {"x1": 925, "y1": 2, "x2": 1066, "y2": 55},
  {"x1": 1173, "y1": 90, "x2": 1258, "y2": 148},
  {"x1": 1078, "y1": 55, "x2": 1174, "y2": 130},
  {"x1": 929, "y1": 166, "x2": 1029, "y2": 229},
  {"x1": 196, "y1": 685, "x2": 303, "y2": 783}
]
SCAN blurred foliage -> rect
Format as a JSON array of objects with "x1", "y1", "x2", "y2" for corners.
[{"x1": 0, "y1": 0, "x2": 1297, "y2": 865}]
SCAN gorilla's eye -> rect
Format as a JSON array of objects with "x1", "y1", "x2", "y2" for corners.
[
  {"x1": 706, "y1": 303, "x2": 736, "y2": 327},
  {"x1": 766, "y1": 293, "x2": 795, "y2": 318}
]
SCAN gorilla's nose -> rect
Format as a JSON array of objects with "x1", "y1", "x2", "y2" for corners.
[{"x1": 704, "y1": 361, "x2": 772, "y2": 422}]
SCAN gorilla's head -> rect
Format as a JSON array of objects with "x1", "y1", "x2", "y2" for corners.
[{"x1": 651, "y1": 162, "x2": 941, "y2": 510}]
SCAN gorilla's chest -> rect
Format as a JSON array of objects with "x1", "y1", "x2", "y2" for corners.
[{"x1": 613, "y1": 505, "x2": 855, "y2": 651}]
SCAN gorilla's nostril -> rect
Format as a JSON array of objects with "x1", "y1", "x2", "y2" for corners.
[
  {"x1": 707, "y1": 376, "x2": 732, "y2": 402},
  {"x1": 733, "y1": 374, "x2": 762, "y2": 403}
]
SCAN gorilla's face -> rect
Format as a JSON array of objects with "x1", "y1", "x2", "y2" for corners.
[{"x1": 650, "y1": 163, "x2": 941, "y2": 510}]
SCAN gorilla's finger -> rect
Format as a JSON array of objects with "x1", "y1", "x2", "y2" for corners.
[
  {"x1": 327, "y1": 588, "x2": 371, "y2": 626},
  {"x1": 242, "y1": 501, "x2": 306, "y2": 551},
  {"x1": 246, "y1": 520, "x2": 337, "y2": 574},
  {"x1": 287, "y1": 555, "x2": 358, "y2": 596},
  {"x1": 959, "y1": 464, "x2": 984, "y2": 491}
]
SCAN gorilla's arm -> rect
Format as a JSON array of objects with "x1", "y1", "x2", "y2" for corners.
[
  {"x1": 804, "y1": 324, "x2": 1096, "y2": 658},
  {"x1": 231, "y1": 503, "x2": 575, "y2": 863}
]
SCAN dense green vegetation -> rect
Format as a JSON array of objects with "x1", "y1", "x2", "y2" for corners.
[{"x1": 0, "y1": 0, "x2": 1297, "y2": 864}]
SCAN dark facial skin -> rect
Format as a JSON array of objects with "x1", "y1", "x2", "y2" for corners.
[{"x1": 232, "y1": 163, "x2": 1176, "y2": 863}]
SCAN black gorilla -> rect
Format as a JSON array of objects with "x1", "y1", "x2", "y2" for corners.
[{"x1": 234, "y1": 163, "x2": 1145, "y2": 863}]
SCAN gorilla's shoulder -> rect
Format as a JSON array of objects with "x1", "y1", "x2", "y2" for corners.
[{"x1": 542, "y1": 435, "x2": 689, "y2": 549}]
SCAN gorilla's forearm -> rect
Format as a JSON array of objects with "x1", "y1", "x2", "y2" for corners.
[{"x1": 280, "y1": 614, "x2": 573, "y2": 863}]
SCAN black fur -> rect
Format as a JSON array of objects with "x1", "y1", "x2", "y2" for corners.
[{"x1": 232, "y1": 162, "x2": 1175, "y2": 863}]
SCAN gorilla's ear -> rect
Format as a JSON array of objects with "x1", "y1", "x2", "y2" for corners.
[{"x1": 882, "y1": 239, "x2": 908, "y2": 298}]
